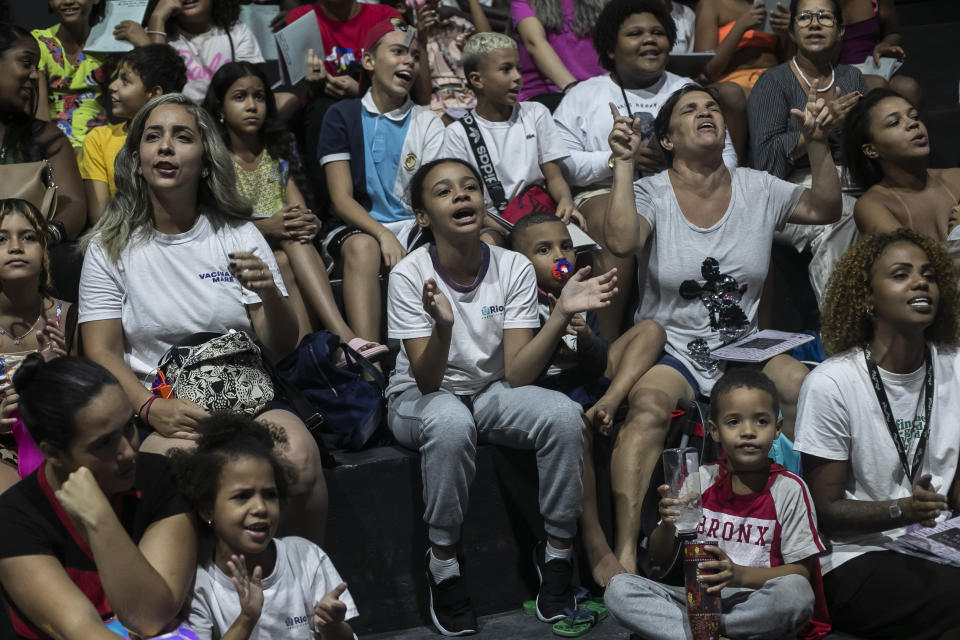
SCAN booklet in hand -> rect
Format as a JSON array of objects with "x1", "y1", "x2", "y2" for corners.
[
  {"x1": 85, "y1": 0, "x2": 150, "y2": 53},
  {"x1": 275, "y1": 11, "x2": 324, "y2": 86}
]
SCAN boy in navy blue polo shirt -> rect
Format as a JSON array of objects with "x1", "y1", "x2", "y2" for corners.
[{"x1": 319, "y1": 19, "x2": 444, "y2": 346}]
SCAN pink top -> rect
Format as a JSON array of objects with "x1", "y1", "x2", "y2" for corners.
[{"x1": 511, "y1": 0, "x2": 605, "y2": 101}]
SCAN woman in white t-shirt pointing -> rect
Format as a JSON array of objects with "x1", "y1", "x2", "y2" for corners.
[
  {"x1": 603, "y1": 82, "x2": 840, "y2": 573},
  {"x1": 793, "y1": 229, "x2": 960, "y2": 639},
  {"x1": 77, "y1": 94, "x2": 327, "y2": 544}
]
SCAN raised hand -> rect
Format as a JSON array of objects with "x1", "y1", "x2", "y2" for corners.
[
  {"x1": 422, "y1": 279, "x2": 454, "y2": 327},
  {"x1": 823, "y1": 87, "x2": 861, "y2": 134},
  {"x1": 150, "y1": 0, "x2": 183, "y2": 22},
  {"x1": 314, "y1": 582, "x2": 349, "y2": 628},
  {"x1": 228, "y1": 251, "x2": 277, "y2": 295},
  {"x1": 555, "y1": 266, "x2": 618, "y2": 317},
  {"x1": 790, "y1": 79, "x2": 831, "y2": 143},
  {"x1": 416, "y1": 0, "x2": 440, "y2": 32},
  {"x1": 112, "y1": 20, "x2": 151, "y2": 46},
  {"x1": 608, "y1": 103, "x2": 643, "y2": 163},
  {"x1": 769, "y1": 2, "x2": 791, "y2": 34},
  {"x1": 227, "y1": 554, "x2": 264, "y2": 622},
  {"x1": 305, "y1": 48, "x2": 328, "y2": 86},
  {"x1": 55, "y1": 467, "x2": 114, "y2": 530},
  {"x1": 735, "y1": 1, "x2": 767, "y2": 34},
  {"x1": 36, "y1": 318, "x2": 67, "y2": 360}
]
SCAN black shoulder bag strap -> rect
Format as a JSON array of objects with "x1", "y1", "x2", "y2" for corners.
[
  {"x1": 863, "y1": 344, "x2": 934, "y2": 485},
  {"x1": 457, "y1": 110, "x2": 512, "y2": 229}
]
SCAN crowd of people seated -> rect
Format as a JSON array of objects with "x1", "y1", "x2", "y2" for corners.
[{"x1": 0, "y1": 0, "x2": 958, "y2": 638}]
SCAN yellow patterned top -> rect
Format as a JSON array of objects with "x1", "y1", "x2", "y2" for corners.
[{"x1": 234, "y1": 152, "x2": 289, "y2": 219}]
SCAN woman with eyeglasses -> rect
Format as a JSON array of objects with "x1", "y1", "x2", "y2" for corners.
[{"x1": 746, "y1": 0, "x2": 867, "y2": 303}]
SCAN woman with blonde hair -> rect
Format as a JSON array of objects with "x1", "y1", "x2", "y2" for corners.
[
  {"x1": 794, "y1": 229, "x2": 960, "y2": 638},
  {"x1": 79, "y1": 93, "x2": 328, "y2": 543}
]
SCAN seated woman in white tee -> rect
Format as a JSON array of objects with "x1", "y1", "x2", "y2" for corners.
[
  {"x1": 793, "y1": 229, "x2": 960, "y2": 639},
  {"x1": 603, "y1": 82, "x2": 840, "y2": 574},
  {"x1": 78, "y1": 94, "x2": 328, "y2": 544},
  {"x1": 553, "y1": 0, "x2": 737, "y2": 339}
]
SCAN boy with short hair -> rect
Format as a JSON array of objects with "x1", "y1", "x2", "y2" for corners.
[
  {"x1": 604, "y1": 368, "x2": 830, "y2": 640},
  {"x1": 79, "y1": 44, "x2": 187, "y2": 221},
  {"x1": 319, "y1": 19, "x2": 444, "y2": 346},
  {"x1": 441, "y1": 32, "x2": 583, "y2": 240},
  {"x1": 511, "y1": 212, "x2": 666, "y2": 587}
]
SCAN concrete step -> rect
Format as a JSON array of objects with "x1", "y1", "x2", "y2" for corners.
[{"x1": 367, "y1": 608, "x2": 631, "y2": 640}]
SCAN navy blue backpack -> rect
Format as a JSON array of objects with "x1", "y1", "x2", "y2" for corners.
[{"x1": 274, "y1": 331, "x2": 387, "y2": 454}]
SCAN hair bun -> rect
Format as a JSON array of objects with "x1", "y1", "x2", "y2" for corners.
[{"x1": 12, "y1": 352, "x2": 45, "y2": 394}]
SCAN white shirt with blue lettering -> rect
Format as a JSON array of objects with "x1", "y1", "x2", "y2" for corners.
[
  {"x1": 186, "y1": 536, "x2": 358, "y2": 639},
  {"x1": 386, "y1": 243, "x2": 540, "y2": 397},
  {"x1": 79, "y1": 215, "x2": 285, "y2": 384}
]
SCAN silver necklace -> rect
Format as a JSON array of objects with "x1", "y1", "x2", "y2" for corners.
[
  {"x1": 792, "y1": 56, "x2": 835, "y2": 92},
  {"x1": 0, "y1": 314, "x2": 42, "y2": 345}
]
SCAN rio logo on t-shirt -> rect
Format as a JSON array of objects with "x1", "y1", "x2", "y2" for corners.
[
  {"x1": 285, "y1": 615, "x2": 310, "y2": 630},
  {"x1": 480, "y1": 304, "x2": 505, "y2": 319},
  {"x1": 198, "y1": 270, "x2": 235, "y2": 284}
]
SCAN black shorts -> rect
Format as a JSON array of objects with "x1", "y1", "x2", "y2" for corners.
[{"x1": 824, "y1": 550, "x2": 960, "y2": 639}]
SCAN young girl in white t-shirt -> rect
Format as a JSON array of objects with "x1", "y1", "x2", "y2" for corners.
[
  {"x1": 385, "y1": 157, "x2": 617, "y2": 635},
  {"x1": 116, "y1": 0, "x2": 265, "y2": 103},
  {"x1": 172, "y1": 414, "x2": 357, "y2": 640}
]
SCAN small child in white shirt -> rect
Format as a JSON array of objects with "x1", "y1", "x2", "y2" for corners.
[
  {"x1": 440, "y1": 31, "x2": 585, "y2": 243},
  {"x1": 172, "y1": 414, "x2": 357, "y2": 640}
]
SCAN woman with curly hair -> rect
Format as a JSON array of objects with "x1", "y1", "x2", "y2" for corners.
[
  {"x1": 116, "y1": 0, "x2": 264, "y2": 104},
  {"x1": 793, "y1": 229, "x2": 960, "y2": 639}
]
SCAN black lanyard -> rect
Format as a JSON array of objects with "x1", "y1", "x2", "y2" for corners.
[
  {"x1": 863, "y1": 345, "x2": 934, "y2": 484},
  {"x1": 619, "y1": 84, "x2": 635, "y2": 119}
]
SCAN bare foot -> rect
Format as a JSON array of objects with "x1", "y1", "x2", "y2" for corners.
[
  {"x1": 592, "y1": 551, "x2": 627, "y2": 587},
  {"x1": 585, "y1": 397, "x2": 619, "y2": 436}
]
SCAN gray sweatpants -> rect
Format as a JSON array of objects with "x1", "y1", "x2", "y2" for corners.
[
  {"x1": 604, "y1": 573, "x2": 814, "y2": 640},
  {"x1": 387, "y1": 380, "x2": 585, "y2": 546}
]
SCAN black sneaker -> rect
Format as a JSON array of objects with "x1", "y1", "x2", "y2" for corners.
[
  {"x1": 533, "y1": 541, "x2": 577, "y2": 623},
  {"x1": 425, "y1": 550, "x2": 478, "y2": 636}
]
